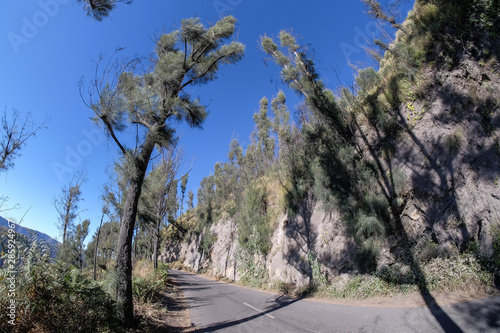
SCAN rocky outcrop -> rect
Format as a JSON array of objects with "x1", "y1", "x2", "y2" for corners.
[
  {"x1": 160, "y1": 219, "x2": 240, "y2": 279},
  {"x1": 161, "y1": 201, "x2": 358, "y2": 287},
  {"x1": 394, "y1": 57, "x2": 500, "y2": 257}
]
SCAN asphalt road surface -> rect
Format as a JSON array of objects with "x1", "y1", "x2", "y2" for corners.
[{"x1": 169, "y1": 269, "x2": 500, "y2": 333}]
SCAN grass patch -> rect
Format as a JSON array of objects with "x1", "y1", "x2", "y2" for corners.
[
  {"x1": 444, "y1": 130, "x2": 463, "y2": 154},
  {"x1": 310, "y1": 254, "x2": 495, "y2": 300}
]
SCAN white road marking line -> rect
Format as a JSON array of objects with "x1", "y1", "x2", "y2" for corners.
[{"x1": 242, "y1": 302, "x2": 275, "y2": 319}]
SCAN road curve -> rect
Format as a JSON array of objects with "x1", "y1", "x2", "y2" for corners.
[{"x1": 169, "y1": 269, "x2": 500, "y2": 333}]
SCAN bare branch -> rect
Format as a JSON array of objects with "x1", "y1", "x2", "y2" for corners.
[
  {"x1": 0, "y1": 196, "x2": 20, "y2": 213},
  {"x1": 0, "y1": 109, "x2": 48, "y2": 172},
  {"x1": 79, "y1": 50, "x2": 143, "y2": 155}
]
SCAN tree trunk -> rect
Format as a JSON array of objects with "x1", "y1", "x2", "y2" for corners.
[
  {"x1": 93, "y1": 213, "x2": 104, "y2": 281},
  {"x1": 153, "y1": 220, "x2": 160, "y2": 270},
  {"x1": 115, "y1": 141, "x2": 154, "y2": 327},
  {"x1": 115, "y1": 177, "x2": 143, "y2": 326},
  {"x1": 62, "y1": 196, "x2": 73, "y2": 246}
]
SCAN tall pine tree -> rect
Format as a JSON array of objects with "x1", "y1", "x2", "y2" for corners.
[{"x1": 81, "y1": 16, "x2": 244, "y2": 325}]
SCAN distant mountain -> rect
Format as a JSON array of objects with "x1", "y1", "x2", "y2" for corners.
[{"x1": 0, "y1": 216, "x2": 60, "y2": 246}]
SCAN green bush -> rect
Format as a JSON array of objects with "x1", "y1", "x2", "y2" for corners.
[
  {"x1": 271, "y1": 280, "x2": 295, "y2": 295},
  {"x1": 237, "y1": 181, "x2": 272, "y2": 256},
  {"x1": 132, "y1": 277, "x2": 162, "y2": 303},
  {"x1": 132, "y1": 276, "x2": 163, "y2": 304},
  {"x1": 237, "y1": 248, "x2": 268, "y2": 288},
  {"x1": 414, "y1": 239, "x2": 440, "y2": 263},
  {"x1": 376, "y1": 263, "x2": 416, "y2": 285},
  {"x1": 329, "y1": 275, "x2": 393, "y2": 299},
  {"x1": 423, "y1": 255, "x2": 492, "y2": 292},
  {"x1": 444, "y1": 130, "x2": 463, "y2": 154},
  {"x1": 0, "y1": 262, "x2": 119, "y2": 333},
  {"x1": 157, "y1": 262, "x2": 169, "y2": 284},
  {"x1": 0, "y1": 230, "x2": 120, "y2": 332},
  {"x1": 198, "y1": 230, "x2": 217, "y2": 255},
  {"x1": 309, "y1": 252, "x2": 327, "y2": 286},
  {"x1": 355, "y1": 239, "x2": 380, "y2": 273}
]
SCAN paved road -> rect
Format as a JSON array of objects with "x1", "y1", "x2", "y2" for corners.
[{"x1": 169, "y1": 269, "x2": 500, "y2": 333}]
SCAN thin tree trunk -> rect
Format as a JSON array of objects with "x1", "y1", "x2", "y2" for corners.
[
  {"x1": 115, "y1": 175, "x2": 144, "y2": 326},
  {"x1": 115, "y1": 141, "x2": 154, "y2": 327},
  {"x1": 150, "y1": 230, "x2": 154, "y2": 262},
  {"x1": 93, "y1": 213, "x2": 104, "y2": 281},
  {"x1": 153, "y1": 220, "x2": 160, "y2": 270},
  {"x1": 62, "y1": 195, "x2": 73, "y2": 246}
]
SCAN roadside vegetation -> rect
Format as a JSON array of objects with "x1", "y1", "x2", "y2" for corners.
[
  {"x1": 1, "y1": 0, "x2": 500, "y2": 331},
  {"x1": 0, "y1": 229, "x2": 175, "y2": 332}
]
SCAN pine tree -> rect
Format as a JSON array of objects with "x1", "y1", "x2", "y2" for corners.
[
  {"x1": 187, "y1": 190, "x2": 194, "y2": 211},
  {"x1": 86, "y1": 220, "x2": 120, "y2": 274},
  {"x1": 54, "y1": 172, "x2": 86, "y2": 247},
  {"x1": 77, "y1": 0, "x2": 133, "y2": 21},
  {"x1": 59, "y1": 219, "x2": 90, "y2": 268},
  {"x1": 81, "y1": 16, "x2": 244, "y2": 325},
  {"x1": 73, "y1": 219, "x2": 90, "y2": 269},
  {"x1": 138, "y1": 147, "x2": 182, "y2": 268},
  {"x1": 254, "y1": 97, "x2": 275, "y2": 168},
  {"x1": 261, "y1": 31, "x2": 353, "y2": 141},
  {"x1": 361, "y1": 0, "x2": 403, "y2": 29},
  {"x1": 180, "y1": 174, "x2": 188, "y2": 215}
]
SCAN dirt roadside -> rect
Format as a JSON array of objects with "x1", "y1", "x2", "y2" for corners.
[{"x1": 188, "y1": 269, "x2": 500, "y2": 308}]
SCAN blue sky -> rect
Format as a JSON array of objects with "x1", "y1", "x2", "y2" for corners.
[{"x1": 0, "y1": 0, "x2": 413, "y2": 243}]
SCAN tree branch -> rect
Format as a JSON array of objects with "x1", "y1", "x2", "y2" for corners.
[
  {"x1": 100, "y1": 114, "x2": 127, "y2": 154},
  {"x1": 179, "y1": 54, "x2": 228, "y2": 91}
]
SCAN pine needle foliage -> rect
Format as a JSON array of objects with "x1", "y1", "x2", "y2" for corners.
[
  {"x1": 237, "y1": 181, "x2": 272, "y2": 256},
  {"x1": 77, "y1": 0, "x2": 132, "y2": 21},
  {"x1": 261, "y1": 31, "x2": 395, "y2": 272}
]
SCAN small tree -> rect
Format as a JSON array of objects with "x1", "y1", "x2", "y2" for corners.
[
  {"x1": 81, "y1": 16, "x2": 244, "y2": 325},
  {"x1": 1, "y1": 109, "x2": 46, "y2": 172},
  {"x1": 253, "y1": 97, "x2": 275, "y2": 171},
  {"x1": 92, "y1": 204, "x2": 109, "y2": 280},
  {"x1": 138, "y1": 147, "x2": 182, "y2": 269},
  {"x1": 54, "y1": 172, "x2": 86, "y2": 247},
  {"x1": 187, "y1": 190, "x2": 194, "y2": 211},
  {"x1": 58, "y1": 219, "x2": 90, "y2": 268},
  {"x1": 73, "y1": 219, "x2": 90, "y2": 269},
  {"x1": 86, "y1": 220, "x2": 120, "y2": 274},
  {"x1": 179, "y1": 174, "x2": 189, "y2": 215},
  {"x1": 361, "y1": 0, "x2": 403, "y2": 30}
]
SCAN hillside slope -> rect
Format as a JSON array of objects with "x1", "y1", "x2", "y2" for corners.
[
  {"x1": 0, "y1": 216, "x2": 60, "y2": 246},
  {"x1": 161, "y1": 0, "x2": 500, "y2": 293},
  {"x1": 0, "y1": 216, "x2": 60, "y2": 259}
]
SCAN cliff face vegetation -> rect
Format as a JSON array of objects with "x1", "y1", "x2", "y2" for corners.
[{"x1": 161, "y1": 0, "x2": 500, "y2": 295}]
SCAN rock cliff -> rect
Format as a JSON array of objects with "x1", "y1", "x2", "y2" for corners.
[{"x1": 161, "y1": 1, "x2": 500, "y2": 290}]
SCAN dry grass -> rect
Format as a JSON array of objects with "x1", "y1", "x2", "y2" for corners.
[
  {"x1": 133, "y1": 260, "x2": 156, "y2": 279},
  {"x1": 127, "y1": 278, "x2": 192, "y2": 333}
]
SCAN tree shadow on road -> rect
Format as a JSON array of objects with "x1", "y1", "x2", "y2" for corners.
[
  {"x1": 449, "y1": 295, "x2": 500, "y2": 331},
  {"x1": 187, "y1": 294, "x2": 302, "y2": 332}
]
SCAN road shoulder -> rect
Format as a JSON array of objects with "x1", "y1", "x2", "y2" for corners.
[{"x1": 175, "y1": 268, "x2": 500, "y2": 308}]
